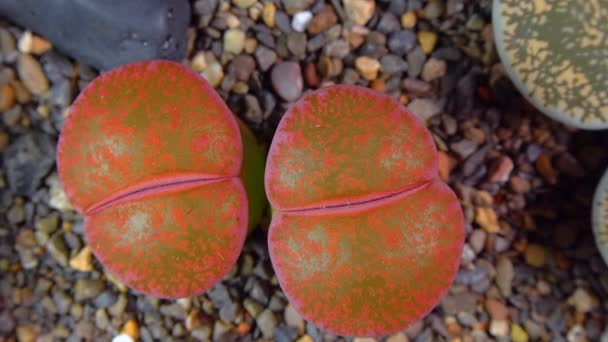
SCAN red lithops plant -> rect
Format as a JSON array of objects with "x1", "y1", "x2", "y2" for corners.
[
  {"x1": 57, "y1": 60, "x2": 265, "y2": 298},
  {"x1": 265, "y1": 85, "x2": 465, "y2": 336}
]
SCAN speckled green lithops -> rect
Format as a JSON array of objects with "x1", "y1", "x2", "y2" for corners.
[
  {"x1": 493, "y1": 0, "x2": 608, "y2": 129},
  {"x1": 593, "y1": 168, "x2": 608, "y2": 265}
]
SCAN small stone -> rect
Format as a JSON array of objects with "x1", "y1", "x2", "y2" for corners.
[
  {"x1": 112, "y1": 334, "x2": 134, "y2": 342},
  {"x1": 70, "y1": 246, "x2": 94, "y2": 271},
  {"x1": 469, "y1": 229, "x2": 486, "y2": 254},
  {"x1": 243, "y1": 298, "x2": 264, "y2": 317},
  {"x1": 475, "y1": 207, "x2": 500, "y2": 233},
  {"x1": 525, "y1": 244, "x2": 547, "y2": 267},
  {"x1": 271, "y1": 62, "x2": 303, "y2": 102},
  {"x1": 488, "y1": 156, "x2": 514, "y2": 183},
  {"x1": 343, "y1": 0, "x2": 375, "y2": 26},
  {"x1": 109, "y1": 294, "x2": 128, "y2": 316},
  {"x1": 450, "y1": 139, "x2": 477, "y2": 159},
  {"x1": 437, "y1": 151, "x2": 456, "y2": 181},
  {"x1": 0, "y1": 28, "x2": 16, "y2": 55},
  {"x1": 284, "y1": 304, "x2": 305, "y2": 332},
  {"x1": 190, "y1": 52, "x2": 207, "y2": 72},
  {"x1": 201, "y1": 62, "x2": 224, "y2": 88},
  {"x1": 380, "y1": 54, "x2": 408, "y2": 74},
  {"x1": 229, "y1": 55, "x2": 256, "y2": 81},
  {"x1": 354, "y1": 338, "x2": 377, "y2": 342},
  {"x1": 308, "y1": 5, "x2": 338, "y2": 34},
  {"x1": 567, "y1": 288, "x2": 598, "y2": 313},
  {"x1": 388, "y1": 30, "x2": 416, "y2": 55},
  {"x1": 324, "y1": 39, "x2": 350, "y2": 58},
  {"x1": 355, "y1": 56, "x2": 381, "y2": 80},
  {"x1": 509, "y1": 176, "x2": 530, "y2": 193},
  {"x1": 421, "y1": 58, "x2": 447, "y2": 82},
  {"x1": 536, "y1": 153, "x2": 557, "y2": 184},
  {"x1": 407, "y1": 98, "x2": 440, "y2": 121},
  {"x1": 233, "y1": 0, "x2": 256, "y2": 8},
  {"x1": 121, "y1": 319, "x2": 140, "y2": 340},
  {"x1": 256, "y1": 309, "x2": 277, "y2": 339},
  {"x1": 490, "y1": 320, "x2": 509, "y2": 337},
  {"x1": 297, "y1": 336, "x2": 314, "y2": 342},
  {"x1": 292, "y1": 11, "x2": 313, "y2": 32},
  {"x1": 263, "y1": 3, "x2": 276, "y2": 27},
  {"x1": 401, "y1": 11, "x2": 417, "y2": 28},
  {"x1": 418, "y1": 31, "x2": 438, "y2": 54},
  {"x1": 18, "y1": 31, "x2": 52, "y2": 55},
  {"x1": 17, "y1": 54, "x2": 49, "y2": 95},
  {"x1": 287, "y1": 32, "x2": 307, "y2": 57},
  {"x1": 376, "y1": 13, "x2": 400, "y2": 33},
  {"x1": 495, "y1": 256, "x2": 514, "y2": 297},
  {"x1": 47, "y1": 232, "x2": 69, "y2": 266},
  {"x1": 423, "y1": 0, "x2": 444, "y2": 19},
  {"x1": 407, "y1": 47, "x2": 426, "y2": 77},
  {"x1": 255, "y1": 45, "x2": 277, "y2": 71},
  {"x1": 74, "y1": 278, "x2": 105, "y2": 301},
  {"x1": 511, "y1": 324, "x2": 529, "y2": 342},
  {"x1": 466, "y1": 14, "x2": 485, "y2": 31},
  {"x1": 0, "y1": 83, "x2": 16, "y2": 111},
  {"x1": 282, "y1": 0, "x2": 314, "y2": 14},
  {"x1": 567, "y1": 325, "x2": 586, "y2": 342},
  {"x1": 402, "y1": 78, "x2": 431, "y2": 93},
  {"x1": 386, "y1": 332, "x2": 408, "y2": 342},
  {"x1": 16, "y1": 324, "x2": 40, "y2": 342},
  {"x1": 224, "y1": 29, "x2": 245, "y2": 54},
  {"x1": 95, "y1": 308, "x2": 110, "y2": 330},
  {"x1": 485, "y1": 299, "x2": 509, "y2": 320}
]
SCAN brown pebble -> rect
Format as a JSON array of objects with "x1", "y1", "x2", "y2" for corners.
[
  {"x1": 304, "y1": 63, "x2": 320, "y2": 88},
  {"x1": 509, "y1": 176, "x2": 530, "y2": 193},
  {"x1": 535, "y1": 153, "x2": 557, "y2": 184},
  {"x1": 308, "y1": 5, "x2": 338, "y2": 34},
  {"x1": 488, "y1": 156, "x2": 514, "y2": 183},
  {"x1": 17, "y1": 54, "x2": 49, "y2": 95},
  {"x1": 438, "y1": 151, "x2": 456, "y2": 181},
  {"x1": 355, "y1": 56, "x2": 381, "y2": 80},
  {"x1": 485, "y1": 298, "x2": 509, "y2": 320},
  {"x1": 0, "y1": 83, "x2": 16, "y2": 111},
  {"x1": 475, "y1": 207, "x2": 500, "y2": 233},
  {"x1": 421, "y1": 58, "x2": 447, "y2": 82}
]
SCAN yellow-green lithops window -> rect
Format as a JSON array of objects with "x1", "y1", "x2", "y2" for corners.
[
  {"x1": 493, "y1": 0, "x2": 608, "y2": 129},
  {"x1": 593, "y1": 168, "x2": 608, "y2": 265}
]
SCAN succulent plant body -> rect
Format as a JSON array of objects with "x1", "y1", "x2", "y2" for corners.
[
  {"x1": 57, "y1": 60, "x2": 265, "y2": 298},
  {"x1": 265, "y1": 85, "x2": 465, "y2": 336}
]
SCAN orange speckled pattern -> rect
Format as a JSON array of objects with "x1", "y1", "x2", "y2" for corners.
[
  {"x1": 57, "y1": 60, "x2": 248, "y2": 299},
  {"x1": 265, "y1": 85, "x2": 465, "y2": 336}
]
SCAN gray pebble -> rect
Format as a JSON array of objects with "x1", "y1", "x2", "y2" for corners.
[
  {"x1": 380, "y1": 54, "x2": 408, "y2": 74},
  {"x1": 255, "y1": 45, "x2": 277, "y2": 72},
  {"x1": 271, "y1": 62, "x2": 303, "y2": 102},
  {"x1": 388, "y1": 30, "x2": 416, "y2": 55},
  {"x1": 74, "y1": 278, "x2": 104, "y2": 301},
  {"x1": 256, "y1": 309, "x2": 277, "y2": 339},
  {"x1": 407, "y1": 47, "x2": 426, "y2": 78},
  {"x1": 46, "y1": 231, "x2": 69, "y2": 266},
  {"x1": 324, "y1": 39, "x2": 350, "y2": 58},
  {"x1": 3, "y1": 132, "x2": 55, "y2": 197}
]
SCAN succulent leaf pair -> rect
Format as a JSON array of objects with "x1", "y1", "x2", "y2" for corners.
[{"x1": 57, "y1": 60, "x2": 464, "y2": 336}]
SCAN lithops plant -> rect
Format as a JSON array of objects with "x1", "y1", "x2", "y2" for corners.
[
  {"x1": 265, "y1": 85, "x2": 465, "y2": 336},
  {"x1": 493, "y1": 0, "x2": 608, "y2": 129},
  {"x1": 593, "y1": 168, "x2": 608, "y2": 265},
  {"x1": 57, "y1": 60, "x2": 265, "y2": 298}
]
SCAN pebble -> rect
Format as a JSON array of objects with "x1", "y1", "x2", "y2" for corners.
[
  {"x1": 256, "y1": 309, "x2": 277, "y2": 339},
  {"x1": 509, "y1": 176, "x2": 530, "y2": 193},
  {"x1": 450, "y1": 139, "x2": 477, "y2": 159},
  {"x1": 308, "y1": 5, "x2": 338, "y2": 34},
  {"x1": 407, "y1": 98, "x2": 440, "y2": 121},
  {"x1": 201, "y1": 61, "x2": 224, "y2": 88},
  {"x1": 74, "y1": 278, "x2": 105, "y2": 301},
  {"x1": 243, "y1": 298, "x2": 264, "y2": 317},
  {"x1": 343, "y1": 0, "x2": 375, "y2": 26},
  {"x1": 223, "y1": 29, "x2": 245, "y2": 54},
  {"x1": 263, "y1": 3, "x2": 276, "y2": 28},
  {"x1": 228, "y1": 55, "x2": 255, "y2": 81},
  {"x1": 424, "y1": 0, "x2": 445, "y2": 19},
  {"x1": 283, "y1": 0, "x2": 314, "y2": 14},
  {"x1": 292, "y1": 11, "x2": 313, "y2": 32},
  {"x1": 355, "y1": 56, "x2": 380, "y2": 80},
  {"x1": 16, "y1": 324, "x2": 40, "y2": 342},
  {"x1": 233, "y1": 0, "x2": 256, "y2": 8},
  {"x1": 271, "y1": 62, "x2": 303, "y2": 102},
  {"x1": 17, "y1": 31, "x2": 52, "y2": 55},
  {"x1": 401, "y1": 11, "x2": 417, "y2": 28},
  {"x1": 488, "y1": 156, "x2": 514, "y2": 182},
  {"x1": 418, "y1": 31, "x2": 438, "y2": 54},
  {"x1": 46, "y1": 231, "x2": 69, "y2": 266},
  {"x1": 388, "y1": 30, "x2": 416, "y2": 55},
  {"x1": 70, "y1": 246, "x2": 94, "y2": 272},
  {"x1": 525, "y1": 244, "x2": 547, "y2": 267},
  {"x1": 376, "y1": 13, "x2": 400, "y2": 33},
  {"x1": 380, "y1": 54, "x2": 407, "y2": 74},
  {"x1": 485, "y1": 298, "x2": 509, "y2": 320},
  {"x1": 421, "y1": 57, "x2": 447, "y2": 82},
  {"x1": 121, "y1": 319, "x2": 140, "y2": 340},
  {"x1": 324, "y1": 39, "x2": 350, "y2": 58},
  {"x1": 17, "y1": 54, "x2": 49, "y2": 95},
  {"x1": 469, "y1": 229, "x2": 486, "y2": 253},
  {"x1": 536, "y1": 153, "x2": 557, "y2": 184},
  {"x1": 287, "y1": 32, "x2": 307, "y2": 57},
  {"x1": 567, "y1": 288, "x2": 598, "y2": 313},
  {"x1": 255, "y1": 45, "x2": 277, "y2": 71},
  {"x1": 407, "y1": 47, "x2": 426, "y2": 77},
  {"x1": 511, "y1": 323, "x2": 529, "y2": 342},
  {"x1": 386, "y1": 332, "x2": 408, "y2": 342},
  {"x1": 490, "y1": 320, "x2": 509, "y2": 337},
  {"x1": 284, "y1": 304, "x2": 305, "y2": 332},
  {"x1": 475, "y1": 207, "x2": 500, "y2": 233},
  {"x1": 0, "y1": 83, "x2": 15, "y2": 111}
]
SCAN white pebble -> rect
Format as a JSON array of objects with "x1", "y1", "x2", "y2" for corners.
[
  {"x1": 112, "y1": 334, "x2": 134, "y2": 342},
  {"x1": 291, "y1": 11, "x2": 313, "y2": 32}
]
